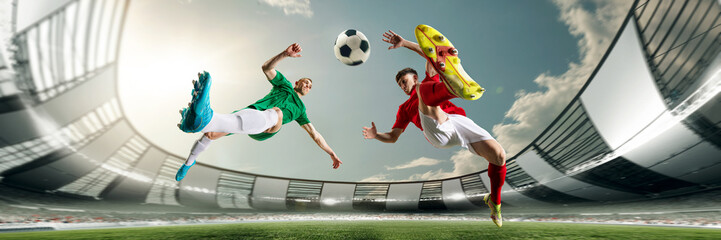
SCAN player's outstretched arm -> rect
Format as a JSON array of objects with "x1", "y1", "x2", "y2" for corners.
[
  {"x1": 300, "y1": 123, "x2": 342, "y2": 169},
  {"x1": 262, "y1": 43, "x2": 302, "y2": 80},
  {"x1": 382, "y1": 30, "x2": 424, "y2": 58},
  {"x1": 383, "y1": 30, "x2": 437, "y2": 76},
  {"x1": 362, "y1": 122, "x2": 403, "y2": 143}
]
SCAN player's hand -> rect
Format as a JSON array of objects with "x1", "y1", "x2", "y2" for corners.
[
  {"x1": 330, "y1": 153, "x2": 342, "y2": 169},
  {"x1": 382, "y1": 30, "x2": 404, "y2": 50},
  {"x1": 284, "y1": 43, "x2": 302, "y2": 57},
  {"x1": 362, "y1": 122, "x2": 378, "y2": 139}
]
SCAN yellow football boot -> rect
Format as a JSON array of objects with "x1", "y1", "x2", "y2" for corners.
[
  {"x1": 415, "y1": 24, "x2": 484, "y2": 100},
  {"x1": 484, "y1": 194, "x2": 502, "y2": 227}
]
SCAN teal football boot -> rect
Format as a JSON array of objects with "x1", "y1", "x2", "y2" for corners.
[
  {"x1": 178, "y1": 71, "x2": 214, "y2": 133},
  {"x1": 175, "y1": 161, "x2": 195, "y2": 181}
]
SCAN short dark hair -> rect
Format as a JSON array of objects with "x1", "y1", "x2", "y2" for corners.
[{"x1": 395, "y1": 68, "x2": 417, "y2": 82}]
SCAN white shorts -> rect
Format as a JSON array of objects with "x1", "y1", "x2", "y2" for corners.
[
  {"x1": 238, "y1": 108, "x2": 279, "y2": 135},
  {"x1": 419, "y1": 110, "x2": 494, "y2": 155}
]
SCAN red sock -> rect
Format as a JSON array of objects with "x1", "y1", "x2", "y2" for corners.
[
  {"x1": 487, "y1": 163, "x2": 506, "y2": 205},
  {"x1": 419, "y1": 81, "x2": 456, "y2": 106}
]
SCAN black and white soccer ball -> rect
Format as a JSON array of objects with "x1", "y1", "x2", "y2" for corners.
[{"x1": 334, "y1": 29, "x2": 370, "y2": 66}]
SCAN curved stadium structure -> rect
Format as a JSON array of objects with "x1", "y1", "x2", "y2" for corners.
[{"x1": 0, "y1": 0, "x2": 720, "y2": 216}]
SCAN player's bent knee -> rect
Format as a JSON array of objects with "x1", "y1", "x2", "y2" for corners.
[
  {"x1": 495, "y1": 152, "x2": 506, "y2": 166},
  {"x1": 488, "y1": 141, "x2": 506, "y2": 166},
  {"x1": 483, "y1": 146, "x2": 506, "y2": 166},
  {"x1": 489, "y1": 146, "x2": 506, "y2": 166}
]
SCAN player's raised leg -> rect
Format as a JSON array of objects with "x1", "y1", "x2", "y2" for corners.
[
  {"x1": 176, "y1": 71, "x2": 278, "y2": 135},
  {"x1": 471, "y1": 140, "x2": 507, "y2": 227},
  {"x1": 416, "y1": 82, "x2": 448, "y2": 125},
  {"x1": 418, "y1": 71, "x2": 457, "y2": 107},
  {"x1": 178, "y1": 71, "x2": 283, "y2": 136},
  {"x1": 415, "y1": 24, "x2": 484, "y2": 101}
]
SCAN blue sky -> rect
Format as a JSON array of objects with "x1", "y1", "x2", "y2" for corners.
[{"x1": 118, "y1": 0, "x2": 632, "y2": 182}]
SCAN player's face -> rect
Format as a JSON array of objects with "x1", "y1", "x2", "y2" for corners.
[
  {"x1": 295, "y1": 79, "x2": 312, "y2": 96},
  {"x1": 396, "y1": 74, "x2": 417, "y2": 95}
]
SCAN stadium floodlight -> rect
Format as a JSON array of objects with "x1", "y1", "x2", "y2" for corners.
[
  {"x1": 446, "y1": 193, "x2": 465, "y2": 201},
  {"x1": 322, "y1": 199, "x2": 339, "y2": 206},
  {"x1": 182, "y1": 186, "x2": 215, "y2": 195}
]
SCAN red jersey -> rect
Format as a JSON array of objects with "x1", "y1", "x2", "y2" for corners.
[{"x1": 392, "y1": 72, "x2": 466, "y2": 131}]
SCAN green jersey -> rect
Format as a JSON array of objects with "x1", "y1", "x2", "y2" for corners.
[{"x1": 243, "y1": 70, "x2": 310, "y2": 141}]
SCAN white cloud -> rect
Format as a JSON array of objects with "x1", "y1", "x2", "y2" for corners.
[
  {"x1": 360, "y1": 149, "x2": 493, "y2": 182},
  {"x1": 360, "y1": 173, "x2": 394, "y2": 182},
  {"x1": 385, "y1": 157, "x2": 443, "y2": 170},
  {"x1": 260, "y1": 0, "x2": 314, "y2": 18},
  {"x1": 406, "y1": 150, "x2": 488, "y2": 181},
  {"x1": 492, "y1": 0, "x2": 632, "y2": 155}
]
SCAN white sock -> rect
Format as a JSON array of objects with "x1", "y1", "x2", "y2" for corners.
[
  {"x1": 185, "y1": 135, "x2": 211, "y2": 166},
  {"x1": 201, "y1": 109, "x2": 278, "y2": 134}
]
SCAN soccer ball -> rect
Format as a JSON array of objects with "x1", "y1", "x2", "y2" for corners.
[{"x1": 334, "y1": 29, "x2": 370, "y2": 66}]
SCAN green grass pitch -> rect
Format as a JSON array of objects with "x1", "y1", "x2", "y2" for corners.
[{"x1": 0, "y1": 221, "x2": 718, "y2": 239}]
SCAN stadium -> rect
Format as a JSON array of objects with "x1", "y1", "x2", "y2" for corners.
[{"x1": 0, "y1": 0, "x2": 720, "y2": 239}]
